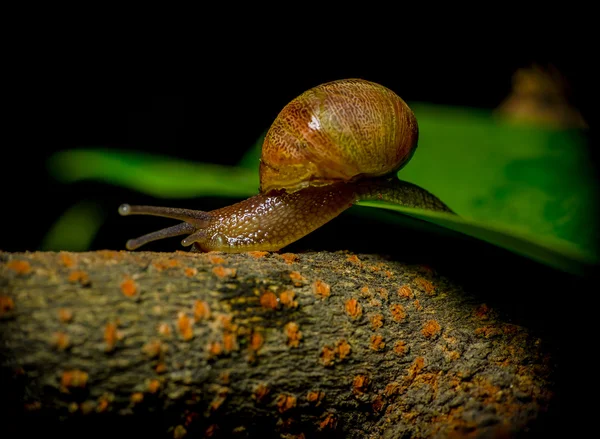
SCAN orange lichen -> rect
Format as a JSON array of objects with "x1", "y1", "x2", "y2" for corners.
[
  {"x1": 152, "y1": 258, "x2": 180, "y2": 271},
  {"x1": 372, "y1": 395, "x2": 385, "y2": 413},
  {"x1": 68, "y1": 270, "x2": 90, "y2": 286},
  {"x1": 369, "y1": 298, "x2": 382, "y2": 307},
  {"x1": 370, "y1": 314, "x2": 384, "y2": 330},
  {"x1": 390, "y1": 304, "x2": 407, "y2": 322},
  {"x1": 120, "y1": 277, "x2": 138, "y2": 297},
  {"x1": 59, "y1": 252, "x2": 75, "y2": 268},
  {"x1": 384, "y1": 382, "x2": 401, "y2": 396},
  {"x1": 177, "y1": 312, "x2": 194, "y2": 341},
  {"x1": 319, "y1": 412, "x2": 337, "y2": 430},
  {"x1": 275, "y1": 393, "x2": 297, "y2": 413},
  {"x1": 104, "y1": 322, "x2": 122, "y2": 352},
  {"x1": 7, "y1": 260, "x2": 31, "y2": 274},
  {"x1": 415, "y1": 277, "x2": 435, "y2": 295},
  {"x1": 219, "y1": 371, "x2": 231, "y2": 384},
  {"x1": 248, "y1": 251, "x2": 269, "y2": 258},
  {"x1": 61, "y1": 369, "x2": 89, "y2": 391},
  {"x1": 193, "y1": 300, "x2": 211, "y2": 321},
  {"x1": 370, "y1": 335, "x2": 385, "y2": 351},
  {"x1": 155, "y1": 362, "x2": 167, "y2": 374},
  {"x1": 413, "y1": 299, "x2": 423, "y2": 311},
  {"x1": 384, "y1": 270, "x2": 393, "y2": 278},
  {"x1": 158, "y1": 322, "x2": 172, "y2": 337},
  {"x1": 142, "y1": 340, "x2": 163, "y2": 358},
  {"x1": 130, "y1": 392, "x2": 144, "y2": 404},
  {"x1": 306, "y1": 390, "x2": 325, "y2": 406},
  {"x1": 345, "y1": 298, "x2": 362, "y2": 319},
  {"x1": 279, "y1": 290, "x2": 298, "y2": 308},
  {"x1": 360, "y1": 285, "x2": 371, "y2": 296},
  {"x1": 346, "y1": 254, "x2": 362, "y2": 266},
  {"x1": 289, "y1": 271, "x2": 306, "y2": 286},
  {"x1": 475, "y1": 326, "x2": 502, "y2": 338},
  {"x1": 252, "y1": 382, "x2": 270, "y2": 403},
  {"x1": 313, "y1": 280, "x2": 331, "y2": 299},
  {"x1": 352, "y1": 374, "x2": 369, "y2": 396},
  {"x1": 58, "y1": 308, "x2": 73, "y2": 323},
  {"x1": 223, "y1": 332, "x2": 237, "y2": 352},
  {"x1": 398, "y1": 285, "x2": 413, "y2": 299},
  {"x1": 212, "y1": 265, "x2": 237, "y2": 278},
  {"x1": 96, "y1": 396, "x2": 110, "y2": 413},
  {"x1": 284, "y1": 322, "x2": 302, "y2": 347},
  {"x1": 407, "y1": 357, "x2": 426, "y2": 380},
  {"x1": 377, "y1": 288, "x2": 389, "y2": 300},
  {"x1": 334, "y1": 340, "x2": 349, "y2": 361},
  {"x1": 422, "y1": 320, "x2": 441, "y2": 339},
  {"x1": 280, "y1": 252, "x2": 299, "y2": 264},
  {"x1": 208, "y1": 255, "x2": 226, "y2": 264},
  {"x1": 0, "y1": 296, "x2": 15, "y2": 315},
  {"x1": 394, "y1": 340, "x2": 408, "y2": 356},
  {"x1": 51, "y1": 331, "x2": 70, "y2": 350},
  {"x1": 148, "y1": 379, "x2": 161, "y2": 393},
  {"x1": 216, "y1": 314, "x2": 236, "y2": 331},
  {"x1": 184, "y1": 267, "x2": 198, "y2": 277},
  {"x1": 250, "y1": 332, "x2": 264, "y2": 351},
  {"x1": 208, "y1": 342, "x2": 224, "y2": 357},
  {"x1": 320, "y1": 346, "x2": 336, "y2": 367},
  {"x1": 260, "y1": 291, "x2": 279, "y2": 310},
  {"x1": 474, "y1": 304, "x2": 491, "y2": 320}
]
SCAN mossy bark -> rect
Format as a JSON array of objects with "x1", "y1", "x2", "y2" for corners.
[{"x1": 1, "y1": 250, "x2": 556, "y2": 438}]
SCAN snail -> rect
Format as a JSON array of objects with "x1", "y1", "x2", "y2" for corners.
[{"x1": 118, "y1": 78, "x2": 452, "y2": 253}]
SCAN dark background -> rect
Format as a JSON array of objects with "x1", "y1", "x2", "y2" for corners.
[{"x1": 4, "y1": 30, "x2": 599, "y2": 437}]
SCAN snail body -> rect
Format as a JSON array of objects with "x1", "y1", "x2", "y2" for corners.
[{"x1": 119, "y1": 79, "x2": 451, "y2": 252}]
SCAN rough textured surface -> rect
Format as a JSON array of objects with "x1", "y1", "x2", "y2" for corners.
[{"x1": 1, "y1": 250, "x2": 556, "y2": 438}]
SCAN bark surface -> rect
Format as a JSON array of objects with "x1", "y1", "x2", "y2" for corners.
[{"x1": 1, "y1": 250, "x2": 556, "y2": 438}]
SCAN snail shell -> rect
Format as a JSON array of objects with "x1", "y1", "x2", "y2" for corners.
[{"x1": 259, "y1": 78, "x2": 419, "y2": 193}]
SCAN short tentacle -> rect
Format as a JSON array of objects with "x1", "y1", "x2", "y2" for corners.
[{"x1": 124, "y1": 222, "x2": 196, "y2": 250}]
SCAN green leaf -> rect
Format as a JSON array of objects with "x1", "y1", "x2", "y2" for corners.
[{"x1": 41, "y1": 201, "x2": 106, "y2": 251}]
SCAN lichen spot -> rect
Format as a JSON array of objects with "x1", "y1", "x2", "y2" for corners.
[
  {"x1": 104, "y1": 322, "x2": 122, "y2": 352},
  {"x1": 252, "y1": 382, "x2": 270, "y2": 404},
  {"x1": 184, "y1": 267, "x2": 198, "y2": 277},
  {"x1": 336, "y1": 339, "x2": 351, "y2": 361},
  {"x1": 7, "y1": 260, "x2": 31, "y2": 275},
  {"x1": 390, "y1": 304, "x2": 407, "y2": 322},
  {"x1": 58, "y1": 308, "x2": 73, "y2": 323},
  {"x1": 148, "y1": 379, "x2": 161, "y2": 393},
  {"x1": 61, "y1": 369, "x2": 89, "y2": 391},
  {"x1": 68, "y1": 270, "x2": 91, "y2": 286},
  {"x1": 284, "y1": 322, "x2": 302, "y2": 347},
  {"x1": 52, "y1": 332, "x2": 70, "y2": 350},
  {"x1": 319, "y1": 412, "x2": 338, "y2": 430},
  {"x1": 208, "y1": 341, "x2": 224, "y2": 357},
  {"x1": 306, "y1": 390, "x2": 325, "y2": 406},
  {"x1": 279, "y1": 290, "x2": 298, "y2": 308},
  {"x1": 345, "y1": 298, "x2": 362, "y2": 319},
  {"x1": 212, "y1": 265, "x2": 237, "y2": 278},
  {"x1": 208, "y1": 254, "x2": 226, "y2": 264},
  {"x1": 370, "y1": 314, "x2": 384, "y2": 330},
  {"x1": 177, "y1": 312, "x2": 194, "y2": 341},
  {"x1": 352, "y1": 375, "x2": 369, "y2": 396},
  {"x1": 250, "y1": 332, "x2": 264, "y2": 351},
  {"x1": 142, "y1": 340, "x2": 163, "y2": 358},
  {"x1": 346, "y1": 254, "x2": 362, "y2": 266},
  {"x1": 289, "y1": 270, "x2": 306, "y2": 286},
  {"x1": 275, "y1": 393, "x2": 297, "y2": 413},
  {"x1": 474, "y1": 303, "x2": 491, "y2": 320},
  {"x1": 130, "y1": 392, "x2": 144, "y2": 404},
  {"x1": 320, "y1": 346, "x2": 336, "y2": 367},
  {"x1": 223, "y1": 332, "x2": 237, "y2": 352},
  {"x1": 120, "y1": 277, "x2": 138, "y2": 297},
  {"x1": 415, "y1": 277, "x2": 435, "y2": 295},
  {"x1": 0, "y1": 296, "x2": 15, "y2": 316},
  {"x1": 248, "y1": 251, "x2": 269, "y2": 258},
  {"x1": 193, "y1": 300, "x2": 211, "y2": 321},
  {"x1": 260, "y1": 291, "x2": 279, "y2": 310},
  {"x1": 398, "y1": 285, "x2": 413, "y2": 299},
  {"x1": 280, "y1": 252, "x2": 299, "y2": 264},
  {"x1": 394, "y1": 340, "x2": 408, "y2": 356},
  {"x1": 370, "y1": 335, "x2": 385, "y2": 351},
  {"x1": 158, "y1": 322, "x2": 172, "y2": 337},
  {"x1": 313, "y1": 280, "x2": 331, "y2": 299},
  {"x1": 422, "y1": 320, "x2": 441, "y2": 339},
  {"x1": 59, "y1": 252, "x2": 75, "y2": 267}
]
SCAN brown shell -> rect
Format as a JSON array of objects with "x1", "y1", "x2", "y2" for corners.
[{"x1": 259, "y1": 78, "x2": 419, "y2": 193}]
